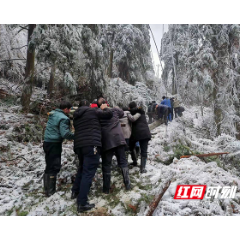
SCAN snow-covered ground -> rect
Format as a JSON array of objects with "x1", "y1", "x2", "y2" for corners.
[{"x1": 1, "y1": 85, "x2": 240, "y2": 216}]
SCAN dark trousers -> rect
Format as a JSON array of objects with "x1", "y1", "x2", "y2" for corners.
[
  {"x1": 168, "y1": 111, "x2": 172, "y2": 121},
  {"x1": 129, "y1": 139, "x2": 149, "y2": 158},
  {"x1": 148, "y1": 112, "x2": 154, "y2": 124},
  {"x1": 102, "y1": 145, "x2": 128, "y2": 174},
  {"x1": 174, "y1": 107, "x2": 182, "y2": 118},
  {"x1": 43, "y1": 142, "x2": 62, "y2": 175},
  {"x1": 163, "y1": 111, "x2": 169, "y2": 125},
  {"x1": 125, "y1": 139, "x2": 130, "y2": 151},
  {"x1": 171, "y1": 108, "x2": 174, "y2": 120},
  {"x1": 72, "y1": 146, "x2": 100, "y2": 205}
]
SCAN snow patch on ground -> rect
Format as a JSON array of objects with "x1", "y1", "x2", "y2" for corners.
[{"x1": 1, "y1": 91, "x2": 240, "y2": 215}]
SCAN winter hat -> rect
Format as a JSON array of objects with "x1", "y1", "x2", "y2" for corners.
[{"x1": 129, "y1": 101, "x2": 137, "y2": 109}]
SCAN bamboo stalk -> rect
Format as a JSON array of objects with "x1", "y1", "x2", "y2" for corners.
[{"x1": 180, "y1": 152, "x2": 229, "y2": 159}]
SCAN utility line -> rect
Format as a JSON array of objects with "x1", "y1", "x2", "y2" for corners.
[
  {"x1": 148, "y1": 24, "x2": 164, "y2": 72},
  {"x1": 168, "y1": 25, "x2": 178, "y2": 94}
]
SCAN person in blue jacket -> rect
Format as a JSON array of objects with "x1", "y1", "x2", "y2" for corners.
[{"x1": 161, "y1": 96, "x2": 172, "y2": 121}]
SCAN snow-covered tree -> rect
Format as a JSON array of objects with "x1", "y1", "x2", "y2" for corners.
[
  {"x1": 1, "y1": 24, "x2": 156, "y2": 104},
  {"x1": 161, "y1": 24, "x2": 240, "y2": 137}
]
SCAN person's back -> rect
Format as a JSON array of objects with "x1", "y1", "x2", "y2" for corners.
[
  {"x1": 72, "y1": 100, "x2": 112, "y2": 213},
  {"x1": 147, "y1": 102, "x2": 155, "y2": 124},
  {"x1": 127, "y1": 102, "x2": 151, "y2": 173},
  {"x1": 119, "y1": 110, "x2": 132, "y2": 140},
  {"x1": 173, "y1": 99, "x2": 180, "y2": 108},
  {"x1": 148, "y1": 103, "x2": 152, "y2": 113},
  {"x1": 161, "y1": 98, "x2": 171, "y2": 108},
  {"x1": 129, "y1": 107, "x2": 151, "y2": 142},
  {"x1": 43, "y1": 101, "x2": 74, "y2": 198},
  {"x1": 97, "y1": 97, "x2": 131, "y2": 194},
  {"x1": 73, "y1": 106, "x2": 113, "y2": 150},
  {"x1": 44, "y1": 109, "x2": 73, "y2": 142},
  {"x1": 173, "y1": 99, "x2": 182, "y2": 117},
  {"x1": 119, "y1": 108, "x2": 132, "y2": 164},
  {"x1": 161, "y1": 98, "x2": 172, "y2": 121},
  {"x1": 156, "y1": 104, "x2": 168, "y2": 119},
  {"x1": 99, "y1": 107, "x2": 126, "y2": 152}
]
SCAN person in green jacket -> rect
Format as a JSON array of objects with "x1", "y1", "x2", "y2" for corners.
[{"x1": 43, "y1": 101, "x2": 74, "y2": 197}]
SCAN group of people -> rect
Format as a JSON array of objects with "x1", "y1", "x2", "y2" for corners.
[
  {"x1": 147, "y1": 96, "x2": 184, "y2": 125},
  {"x1": 42, "y1": 96, "x2": 151, "y2": 213}
]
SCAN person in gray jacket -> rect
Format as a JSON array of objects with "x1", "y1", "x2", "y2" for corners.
[
  {"x1": 97, "y1": 97, "x2": 131, "y2": 193},
  {"x1": 119, "y1": 107, "x2": 132, "y2": 161}
]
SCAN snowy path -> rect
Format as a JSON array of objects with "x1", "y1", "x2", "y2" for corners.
[{"x1": 1, "y1": 103, "x2": 240, "y2": 216}]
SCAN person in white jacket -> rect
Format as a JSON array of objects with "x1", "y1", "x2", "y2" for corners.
[{"x1": 119, "y1": 107, "x2": 132, "y2": 161}]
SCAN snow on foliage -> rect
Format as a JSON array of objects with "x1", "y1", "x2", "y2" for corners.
[
  {"x1": 1, "y1": 24, "x2": 156, "y2": 101},
  {"x1": 161, "y1": 24, "x2": 240, "y2": 138},
  {"x1": 105, "y1": 77, "x2": 165, "y2": 110},
  {"x1": 0, "y1": 25, "x2": 27, "y2": 81}
]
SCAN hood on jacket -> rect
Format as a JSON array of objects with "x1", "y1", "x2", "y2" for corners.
[
  {"x1": 90, "y1": 103, "x2": 98, "y2": 108},
  {"x1": 73, "y1": 106, "x2": 89, "y2": 120},
  {"x1": 122, "y1": 110, "x2": 130, "y2": 117}
]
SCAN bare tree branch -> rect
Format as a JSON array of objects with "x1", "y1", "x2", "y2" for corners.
[
  {"x1": 18, "y1": 25, "x2": 29, "y2": 33},
  {"x1": 0, "y1": 59, "x2": 26, "y2": 63},
  {"x1": 11, "y1": 45, "x2": 28, "y2": 50}
]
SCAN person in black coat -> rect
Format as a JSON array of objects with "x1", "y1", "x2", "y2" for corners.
[
  {"x1": 147, "y1": 101, "x2": 156, "y2": 124},
  {"x1": 72, "y1": 99, "x2": 113, "y2": 213},
  {"x1": 127, "y1": 101, "x2": 151, "y2": 173},
  {"x1": 98, "y1": 97, "x2": 131, "y2": 194}
]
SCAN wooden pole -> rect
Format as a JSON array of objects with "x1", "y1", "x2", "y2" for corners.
[{"x1": 146, "y1": 180, "x2": 171, "y2": 216}]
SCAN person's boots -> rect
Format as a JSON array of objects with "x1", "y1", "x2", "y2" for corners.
[
  {"x1": 130, "y1": 149, "x2": 138, "y2": 166},
  {"x1": 103, "y1": 173, "x2": 111, "y2": 194},
  {"x1": 43, "y1": 173, "x2": 57, "y2": 197},
  {"x1": 136, "y1": 146, "x2": 140, "y2": 159},
  {"x1": 43, "y1": 173, "x2": 48, "y2": 196},
  {"x1": 140, "y1": 157, "x2": 147, "y2": 173},
  {"x1": 77, "y1": 203, "x2": 95, "y2": 213},
  {"x1": 121, "y1": 167, "x2": 131, "y2": 190},
  {"x1": 71, "y1": 192, "x2": 79, "y2": 199}
]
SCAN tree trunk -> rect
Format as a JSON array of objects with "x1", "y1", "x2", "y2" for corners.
[
  {"x1": 169, "y1": 27, "x2": 177, "y2": 95},
  {"x1": 212, "y1": 72, "x2": 222, "y2": 136},
  {"x1": 21, "y1": 24, "x2": 36, "y2": 112},
  {"x1": 108, "y1": 49, "x2": 113, "y2": 78},
  {"x1": 172, "y1": 68, "x2": 175, "y2": 94},
  {"x1": 47, "y1": 63, "x2": 56, "y2": 99}
]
